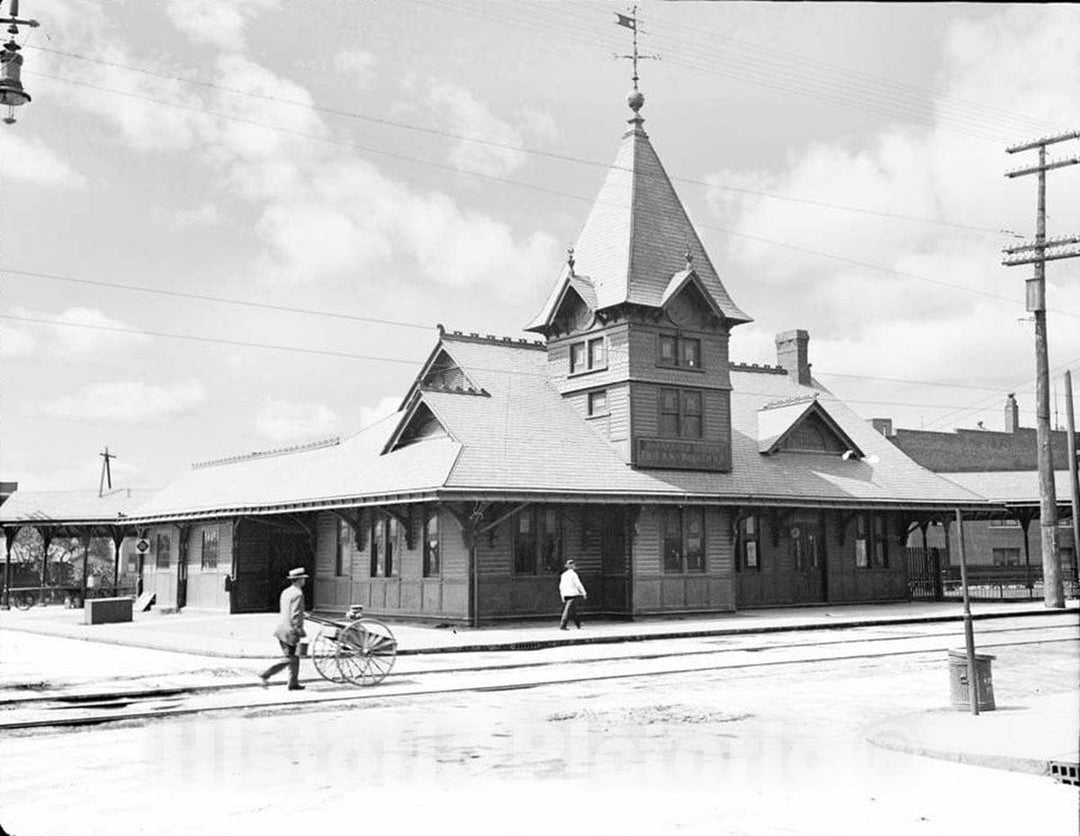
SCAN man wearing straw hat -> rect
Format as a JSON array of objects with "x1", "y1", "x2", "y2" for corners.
[
  {"x1": 258, "y1": 567, "x2": 308, "y2": 690},
  {"x1": 558, "y1": 559, "x2": 587, "y2": 630}
]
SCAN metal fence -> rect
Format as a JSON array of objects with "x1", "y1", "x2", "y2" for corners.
[
  {"x1": 2, "y1": 584, "x2": 137, "y2": 609},
  {"x1": 906, "y1": 547, "x2": 1080, "y2": 601}
]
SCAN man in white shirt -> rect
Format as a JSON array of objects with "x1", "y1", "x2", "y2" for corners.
[
  {"x1": 258, "y1": 567, "x2": 308, "y2": 690},
  {"x1": 558, "y1": 559, "x2": 587, "y2": 630}
]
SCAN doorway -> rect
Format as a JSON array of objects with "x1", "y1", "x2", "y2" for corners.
[
  {"x1": 599, "y1": 507, "x2": 631, "y2": 615},
  {"x1": 790, "y1": 513, "x2": 826, "y2": 603}
]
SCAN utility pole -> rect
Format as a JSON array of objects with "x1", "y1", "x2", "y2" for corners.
[
  {"x1": 1003, "y1": 130, "x2": 1080, "y2": 609},
  {"x1": 98, "y1": 446, "x2": 116, "y2": 497}
]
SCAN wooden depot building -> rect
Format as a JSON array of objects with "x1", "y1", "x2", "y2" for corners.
[{"x1": 3, "y1": 87, "x2": 993, "y2": 623}]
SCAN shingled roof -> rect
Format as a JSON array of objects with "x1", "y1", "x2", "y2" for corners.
[
  {"x1": 118, "y1": 328, "x2": 988, "y2": 522},
  {"x1": 527, "y1": 116, "x2": 750, "y2": 331}
]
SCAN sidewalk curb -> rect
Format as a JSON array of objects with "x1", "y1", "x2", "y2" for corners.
[
  {"x1": 0, "y1": 605, "x2": 1073, "y2": 660},
  {"x1": 867, "y1": 729, "x2": 1050, "y2": 777}
]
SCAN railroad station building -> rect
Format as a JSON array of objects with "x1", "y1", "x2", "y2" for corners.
[{"x1": 2, "y1": 89, "x2": 999, "y2": 623}]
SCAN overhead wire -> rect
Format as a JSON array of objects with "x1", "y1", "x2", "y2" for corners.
[
  {"x1": 23, "y1": 45, "x2": 1013, "y2": 236},
  {"x1": 24, "y1": 70, "x2": 1073, "y2": 322},
  {"x1": 0, "y1": 265, "x2": 1045, "y2": 400},
  {"x1": 412, "y1": 0, "x2": 1027, "y2": 145},
  {"x1": 633, "y1": 6, "x2": 1058, "y2": 136},
  {"x1": 0, "y1": 312, "x2": 1040, "y2": 416}
]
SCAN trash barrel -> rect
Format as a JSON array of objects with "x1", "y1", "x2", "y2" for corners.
[{"x1": 947, "y1": 650, "x2": 996, "y2": 711}]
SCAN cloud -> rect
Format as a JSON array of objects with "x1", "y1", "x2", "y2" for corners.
[
  {"x1": 9, "y1": 306, "x2": 150, "y2": 359},
  {"x1": 428, "y1": 81, "x2": 527, "y2": 177},
  {"x1": 705, "y1": 5, "x2": 1080, "y2": 428},
  {"x1": 518, "y1": 107, "x2": 559, "y2": 145},
  {"x1": 13, "y1": 458, "x2": 143, "y2": 493},
  {"x1": 358, "y1": 396, "x2": 401, "y2": 431},
  {"x1": 0, "y1": 134, "x2": 86, "y2": 188},
  {"x1": 255, "y1": 399, "x2": 338, "y2": 442},
  {"x1": 165, "y1": 0, "x2": 280, "y2": 52},
  {"x1": 36, "y1": 379, "x2": 206, "y2": 423},
  {"x1": 152, "y1": 202, "x2": 223, "y2": 231},
  {"x1": 334, "y1": 49, "x2": 377, "y2": 85},
  {"x1": 44, "y1": 5, "x2": 560, "y2": 300}
]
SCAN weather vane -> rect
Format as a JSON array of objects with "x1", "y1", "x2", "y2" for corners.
[{"x1": 614, "y1": 4, "x2": 659, "y2": 115}]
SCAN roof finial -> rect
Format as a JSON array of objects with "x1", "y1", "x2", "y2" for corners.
[
  {"x1": 567, "y1": 245, "x2": 576, "y2": 276},
  {"x1": 614, "y1": 5, "x2": 658, "y2": 125}
]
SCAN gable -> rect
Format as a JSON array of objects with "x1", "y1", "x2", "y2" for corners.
[
  {"x1": 758, "y1": 397, "x2": 864, "y2": 457},
  {"x1": 383, "y1": 401, "x2": 453, "y2": 454},
  {"x1": 662, "y1": 271, "x2": 725, "y2": 329},
  {"x1": 550, "y1": 284, "x2": 595, "y2": 335},
  {"x1": 421, "y1": 348, "x2": 476, "y2": 391}
]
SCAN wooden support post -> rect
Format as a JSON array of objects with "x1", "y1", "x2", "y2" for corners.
[
  {"x1": 111, "y1": 528, "x2": 126, "y2": 595},
  {"x1": 2, "y1": 527, "x2": 17, "y2": 610},
  {"x1": 1066, "y1": 370, "x2": 1080, "y2": 587},
  {"x1": 81, "y1": 529, "x2": 92, "y2": 606},
  {"x1": 1019, "y1": 515, "x2": 1033, "y2": 593},
  {"x1": 40, "y1": 528, "x2": 53, "y2": 596},
  {"x1": 955, "y1": 508, "x2": 979, "y2": 716}
]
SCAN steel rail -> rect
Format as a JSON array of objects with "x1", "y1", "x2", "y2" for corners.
[{"x1": 2, "y1": 633, "x2": 1075, "y2": 732}]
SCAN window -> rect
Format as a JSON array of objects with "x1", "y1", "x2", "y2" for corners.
[
  {"x1": 336, "y1": 518, "x2": 351, "y2": 577},
  {"x1": 661, "y1": 507, "x2": 706, "y2": 574},
  {"x1": 370, "y1": 516, "x2": 382, "y2": 578},
  {"x1": 737, "y1": 515, "x2": 760, "y2": 572},
  {"x1": 872, "y1": 515, "x2": 889, "y2": 568},
  {"x1": 423, "y1": 509, "x2": 440, "y2": 577},
  {"x1": 989, "y1": 519, "x2": 1021, "y2": 529},
  {"x1": 569, "y1": 342, "x2": 585, "y2": 374},
  {"x1": 658, "y1": 388, "x2": 704, "y2": 439},
  {"x1": 587, "y1": 390, "x2": 608, "y2": 416},
  {"x1": 681, "y1": 338, "x2": 701, "y2": 369},
  {"x1": 992, "y1": 548, "x2": 1020, "y2": 566},
  {"x1": 791, "y1": 525, "x2": 818, "y2": 571},
  {"x1": 856, "y1": 514, "x2": 889, "y2": 569},
  {"x1": 155, "y1": 533, "x2": 171, "y2": 569},
  {"x1": 588, "y1": 337, "x2": 606, "y2": 369},
  {"x1": 369, "y1": 513, "x2": 398, "y2": 578},
  {"x1": 657, "y1": 334, "x2": 702, "y2": 370},
  {"x1": 200, "y1": 527, "x2": 219, "y2": 570},
  {"x1": 569, "y1": 336, "x2": 606, "y2": 374},
  {"x1": 512, "y1": 508, "x2": 563, "y2": 574}
]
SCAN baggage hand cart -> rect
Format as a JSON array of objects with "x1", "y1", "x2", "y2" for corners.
[{"x1": 305, "y1": 606, "x2": 397, "y2": 686}]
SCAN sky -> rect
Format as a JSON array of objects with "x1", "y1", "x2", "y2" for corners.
[{"x1": 1, "y1": 1, "x2": 1079, "y2": 492}]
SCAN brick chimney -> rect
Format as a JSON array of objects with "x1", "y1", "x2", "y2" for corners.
[
  {"x1": 776, "y1": 330, "x2": 811, "y2": 386},
  {"x1": 1004, "y1": 393, "x2": 1019, "y2": 433},
  {"x1": 870, "y1": 418, "x2": 894, "y2": 437}
]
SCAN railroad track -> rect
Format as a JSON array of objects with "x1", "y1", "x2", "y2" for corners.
[{"x1": 2, "y1": 624, "x2": 1075, "y2": 732}]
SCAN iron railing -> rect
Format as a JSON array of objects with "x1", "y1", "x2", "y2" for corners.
[{"x1": 906, "y1": 547, "x2": 1080, "y2": 601}]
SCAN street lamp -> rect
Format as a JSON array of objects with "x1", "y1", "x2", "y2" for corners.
[{"x1": 0, "y1": 0, "x2": 40, "y2": 125}]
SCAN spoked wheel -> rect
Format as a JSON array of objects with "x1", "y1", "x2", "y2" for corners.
[
  {"x1": 335, "y1": 617, "x2": 397, "y2": 686},
  {"x1": 12, "y1": 592, "x2": 35, "y2": 610},
  {"x1": 311, "y1": 626, "x2": 348, "y2": 684}
]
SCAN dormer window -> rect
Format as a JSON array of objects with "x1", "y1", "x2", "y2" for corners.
[
  {"x1": 658, "y1": 333, "x2": 702, "y2": 370},
  {"x1": 569, "y1": 336, "x2": 607, "y2": 375}
]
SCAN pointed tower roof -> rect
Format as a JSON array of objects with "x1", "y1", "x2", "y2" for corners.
[{"x1": 528, "y1": 97, "x2": 751, "y2": 331}]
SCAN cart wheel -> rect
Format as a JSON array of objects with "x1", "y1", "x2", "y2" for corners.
[
  {"x1": 13, "y1": 592, "x2": 35, "y2": 611},
  {"x1": 311, "y1": 627, "x2": 347, "y2": 684},
  {"x1": 335, "y1": 617, "x2": 397, "y2": 686}
]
